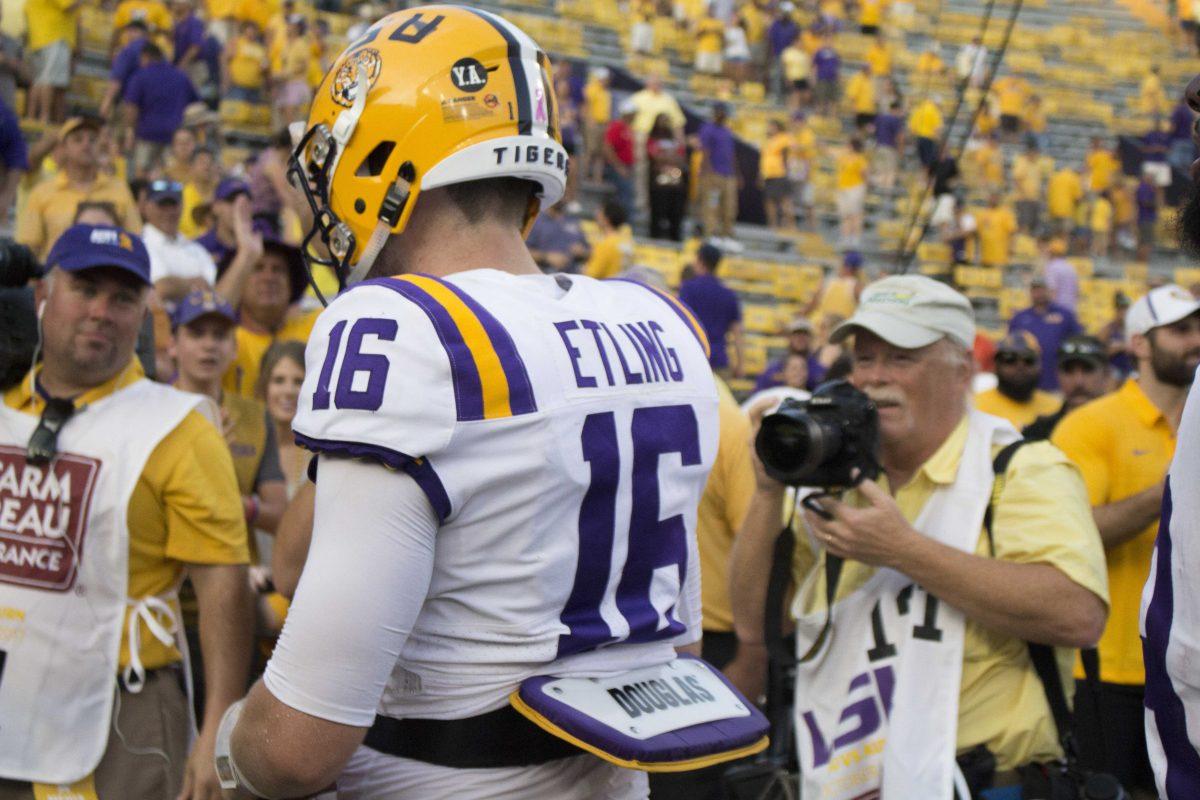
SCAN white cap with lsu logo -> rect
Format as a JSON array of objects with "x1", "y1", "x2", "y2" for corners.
[
  {"x1": 1125, "y1": 284, "x2": 1200, "y2": 340},
  {"x1": 830, "y1": 275, "x2": 976, "y2": 350}
]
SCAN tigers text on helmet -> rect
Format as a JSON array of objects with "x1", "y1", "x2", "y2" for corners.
[{"x1": 288, "y1": 5, "x2": 568, "y2": 292}]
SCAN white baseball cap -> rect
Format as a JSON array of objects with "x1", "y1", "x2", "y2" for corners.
[
  {"x1": 830, "y1": 275, "x2": 976, "y2": 349},
  {"x1": 1125, "y1": 284, "x2": 1200, "y2": 340}
]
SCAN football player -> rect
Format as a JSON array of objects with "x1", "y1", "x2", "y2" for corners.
[{"x1": 214, "y1": 6, "x2": 766, "y2": 798}]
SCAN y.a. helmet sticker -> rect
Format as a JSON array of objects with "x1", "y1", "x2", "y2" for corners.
[
  {"x1": 332, "y1": 48, "x2": 383, "y2": 108},
  {"x1": 451, "y1": 57, "x2": 489, "y2": 92}
]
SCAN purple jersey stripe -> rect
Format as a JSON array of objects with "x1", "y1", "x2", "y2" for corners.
[
  {"x1": 426, "y1": 275, "x2": 538, "y2": 416},
  {"x1": 364, "y1": 277, "x2": 486, "y2": 422},
  {"x1": 295, "y1": 433, "x2": 452, "y2": 521},
  {"x1": 1142, "y1": 479, "x2": 1200, "y2": 797}
]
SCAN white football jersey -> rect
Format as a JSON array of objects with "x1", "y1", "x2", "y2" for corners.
[{"x1": 291, "y1": 269, "x2": 718, "y2": 719}]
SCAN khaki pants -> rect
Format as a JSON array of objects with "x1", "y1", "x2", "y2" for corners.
[
  {"x1": 701, "y1": 172, "x2": 738, "y2": 237},
  {"x1": 0, "y1": 670, "x2": 190, "y2": 800}
]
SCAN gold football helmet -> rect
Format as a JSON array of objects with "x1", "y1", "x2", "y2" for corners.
[{"x1": 289, "y1": 5, "x2": 568, "y2": 289}]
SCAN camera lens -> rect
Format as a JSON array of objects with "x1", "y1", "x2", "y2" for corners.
[{"x1": 757, "y1": 412, "x2": 842, "y2": 484}]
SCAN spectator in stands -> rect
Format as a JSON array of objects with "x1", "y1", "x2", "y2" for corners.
[
  {"x1": 695, "y1": 7, "x2": 725, "y2": 75},
  {"x1": 865, "y1": 33, "x2": 890, "y2": 81},
  {"x1": 18, "y1": 118, "x2": 141, "y2": 259},
  {"x1": 629, "y1": 73, "x2": 687, "y2": 138},
  {"x1": 1053, "y1": 286, "x2": 1200, "y2": 798},
  {"x1": 221, "y1": 236, "x2": 316, "y2": 399},
  {"x1": 1142, "y1": 117, "x2": 1173, "y2": 191},
  {"x1": 526, "y1": 201, "x2": 589, "y2": 273},
  {"x1": 630, "y1": 0, "x2": 656, "y2": 54},
  {"x1": 257, "y1": 340, "x2": 310, "y2": 493},
  {"x1": 789, "y1": 111, "x2": 816, "y2": 228},
  {"x1": 975, "y1": 192, "x2": 1017, "y2": 269},
  {"x1": 1102, "y1": 291, "x2": 1135, "y2": 378},
  {"x1": 247, "y1": 129, "x2": 297, "y2": 221},
  {"x1": 1009, "y1": 276, "x2": 1083, "y2": 391},
  {"x1": 1041, "y1": 237, "x2": 1078, "y2": 312},
  {"x1": 197, "y1": 177, "x2": 253, "y2": 263},
  {"x1": 968, "y1": 133, "x2": 1004, "y2": 193},
  {"x1": 724, "y1": 15, "x2": 751, "y2": 90},
  {"x1": 170, "y1": 289, "x2": 287, "y2": 533},
  {"x1": 603, "y1": 99, "x2": 637, "y2": 216},
  {"x1": 0, "y1": 6, "x2": 24, "y2": 112},
  {"x1": 113, "y1": 0, "x2": 171, "y2": 39},
  {"x1": 583, "y1": 199, "x2": 632, "y2": 280},
  {"x1": 1047, "y1": 162, "x2": 1084, "y2": 236},
  {"x1": 942, "y1": 197, "x2": 977, "y2": 265},
  {"x1": 162, "y1": 127, "x2": 196, "y2": 185},
  {"x1": 781, "y1": 34, "x2": 811, "y2": 111},
  {"x1": 1089, "y1": 190, "x2": 1114, "y2": 258},
  {"x1": 766, "y1": 1, "x2": 800, "y2": 99},
  {"x1": 582, "y1": 67, "x2": 611, "y2": 182},
  {"x1": 1136, "y1": 169, "x2": 1159, "y2": 259},
  {"x1": 0, "y1": 98, "x2": 26, "y2": 226},
  {"x1": 141, "y1": 178, "x2": 219, "y2": 303},
  {"x1": 180, "y1": 146, "x2": 218, "y2": 238},
  {"x1": 1011, "y1": 142, "x2": 1048, "y2": 234},
  {"x1": 1168, "y1": 93, "x2": 1198, "y2": 174},
  {"x1": 915, "y1": 46, "x2": 946, "y2": 77},
  {"x1": 225, "y1": 21, "x2": 269, "y2": 104},
  {"x1": 994, "y1": 72, "x2": 1028, "y2": 142},
  {"x1": 835, "y1": 138, "x2": 868, "y2": 248},
  {"x1": 122, "y1": 42, "x2": 200, "y2": 176},
  {"x1": 759, "y1": 118, "x2": 794, "y2": 231},
  {"x1": 872, "y1": 99, "x2": 903, "y2": 191},
  {"x1": 806, "y1": 250, "x2": 863, "y2": 324},
  {"x1": 26, "y1": 0, "x2": 78, "y2": 123},
  {"x1": 1085, "y1": 137, "x2": 1121, "y2": 194},
  {"x1": 695, "y1": 101, "x2": 740, "y2": 242},
  {"x1": 974, "y1": 331, "x2": 1062, "y2": 429},
  {"x1": 100, "y1": 21, "x2": 149, "y2": 118},
  {"x1": 172, "y1": 0, "x2": 208, "y2": 89},
  {"x1": 845, "y1": 65, "x2": 876, "y2": 132},
  {"x1": 812, "y1": 34, "x2": 840, "y2": 115},
  {"x1": 680, "y1": 242, "x2": 744, "y2": 377},
  {"x1": 1023, "y1": 94, "x2": 1049, "y2": 151},
  {"x1": 1140, "y1": 65, "x2": 1170, "y2": 119},
  {"x1": 908, "y1": 95, "x2": 944, "y2": 169},
  {"x1": 754, "y1": 314, "x2": 814, "y2": 392},
  {"x1": 274, "y1": 15, "x2": 313, "y2": 124},
  {"x1": 646, "y1": 113, "x2": 688, "y2": 241},
  {"x1": 955, "y1": 35, "x2": 987, "y2": 88},
  {"x1": 1024, "y1": 335, "x2": 1110, "y2": 440}
]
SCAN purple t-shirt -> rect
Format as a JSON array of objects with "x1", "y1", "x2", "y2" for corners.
[
  {"x1": 195, "y1": 229, "x2": 233, "y2": 265},
  {"x1": 1142, "y1": 130, "x2": 1171, "y2": 163},
  {"x1": 110, "y1": 38, "x2": 148, "y2": 96},
  {"x1": 1171, "y1": 102, "x2": 1195, "y2": 142},
  {"x1": 875, "y1": 113, "x2": 901, "y2": 148},
  {"x1": 767, "y1": 18, "x2": 799, "y2": 56},
  {"x1": 123, "y1": 60, "x2": 199, "y2": 144},
  {"x1": 698, "y1": 122, "x2": 736, "y2": 177},
  {"x1": 1137, "y1": 181, "x2": 1158, "y2": 224},
  {"x1": 0, "y1": 99, "x2": 27, "y2": 171},
  {"x1": 1009, "y1": 303, "x2": 1082, "y2": 390},
  {"x1": 813, "y1": 47, "x2": 840, "y2": 82},
  {"x1": 1043, "y1": 257, "x2": 1078, "y2": 312},
  {"x1": 679, "y1": 274, "x2": 741, "y2": 369},
  {"x1": 173, "y1": 14, "x2": 206, "y2": 64},
  {"x1": 526, "y1": 212, "x2": 587, "y2": 259}
]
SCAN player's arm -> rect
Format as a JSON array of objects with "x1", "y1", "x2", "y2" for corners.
[
  {"x1": 229, "y1": 456, "x2": 439, "y2": 796},
  {"x1": 271, "y1": 479, "x2": 314, "y2": 599}
]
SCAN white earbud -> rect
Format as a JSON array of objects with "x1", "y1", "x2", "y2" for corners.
[{"x1": 37, "y1": 299, "x2": 45, "y2": 321}]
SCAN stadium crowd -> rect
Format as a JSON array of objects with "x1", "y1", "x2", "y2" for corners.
[{"x1": 0, "y1": 0, "x2": 1198, "y2": 797}]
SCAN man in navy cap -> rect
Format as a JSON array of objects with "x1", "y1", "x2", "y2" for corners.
[
  {"x1": 141, "y1": 177, "x2": 217, "y2": 303},
  {"x1": 1023, "y1": 334, "x2": 1111, "y2": 440},
  {"x1": 0, "y1": 225, "x2": 253, "y2": 800},
  {"x1": 195, "y1": 176, "x2": 260, "y2": 266}
]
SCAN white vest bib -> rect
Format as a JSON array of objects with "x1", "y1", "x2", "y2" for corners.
[
  {"x1": 793, "y1": 411, "x2": 1018, "y2": 800},
  {"x1": 0, "y1": 378, "x2": 208, "y2": 784}
]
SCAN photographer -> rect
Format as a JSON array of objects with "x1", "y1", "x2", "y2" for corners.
[{"x1": 729, "y1": 275, "x2": 1109, "y2": 798}]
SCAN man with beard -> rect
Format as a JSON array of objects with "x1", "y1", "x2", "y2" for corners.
[
  {"x1": 1023, "y1": 335, "x2": 1110, "y2": 440},
  {"x1": 974, "y1": 331, "x2": 1062, "y2": 428},
  {"x1": 1053, "y1": 284, "x2": 1200, "y2": 798}
]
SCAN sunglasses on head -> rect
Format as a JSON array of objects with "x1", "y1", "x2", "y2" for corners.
[
  {"x1": 996, "y1": 352, "x2": 1037, "y2": 367},
  {"x1": 26, "y1": 397, "x2": 76, "y2": 465}
]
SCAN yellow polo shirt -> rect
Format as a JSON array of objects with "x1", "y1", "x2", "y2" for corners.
[
  {"x1": 1086, "y1": 150, "x2": 1120, "y2": 192},
  {"x1": 583, "y1": 79, "x2": 611, "y2": 125},
  {"x1": 794, "y1": 418, "x2": 1109, "y2": 770},
  {"x1": 1047, "y1": 170, "x2": 1083, "y2": 220},
  {"x1": 1090, "y1": 197, "x2": 1113, "y2": 233},
  {"x1": 975, "y1": 388, "x2": 1061, "y2": 429},
  {"x1": 760, "y1": 133, "x2": 792, "y2": 180},
  {"x1": 4, "y1": 361, "x2": 249, "y2": 672},
  {"x1": 583, "y1": 224, "x2": 633, "y2": 280},
  {"x1": 908, "y1": 100, "x2": 943, "y2": 139},
  {"x1": 975, "y1": 205, "x2": 1018, "y2": 268},
  {"x1": 865, "y1": 43, "x2": 891, "y2": 77},
  {"x1": 845, "y1": 72, "x2": 876, "y2": 114},
  {"x1": 17, "y1": 172, "x2": 142, "y2": 260},
  {"x1": 915, "y1": 51, "x2": 944, "y2": 74},
  {"x1": 1052, "y1": 380, "x2": 1176, "y2": 685},
  {"x1": 816, "y1": 275, "x2": 858, "y2": 319},
  {"x1": 697, "y1": 380, "x2": 755, "y2": 632},
  {"x1": 228, "y1": 36, "x2": 268, "y2": 89},
  {"x1": 696, "y1": 18, "x2": 724, "y2": 54},
  {"x1": 25, "y1": 0, "x2": 77, "y2": 50},
  {"x1": 223, "y1": 308, "x2": 321, "y2": 399},
  {"x1": 835, "y1": 151, "x2": 868, "y2": 190}
]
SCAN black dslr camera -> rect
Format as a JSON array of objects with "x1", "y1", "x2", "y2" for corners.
[{"x1": 755, "y1": 380, "x2": 881, "y2": 489}]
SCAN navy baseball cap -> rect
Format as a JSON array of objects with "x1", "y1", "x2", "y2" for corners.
[
  {"x1": 214, "y1": 177, "x2": 250, "y2": 202},
  {"x1": 147, "y1": 178, "x2": 183, "y2": 203},
  {"x1": 171, "y1": 288, "x2": 236, "y2": 329},
  {"x1": 45, "y1": 225, "x2": 151, "y2": 286},
  {"x1": 843, "y1": 250, "x2": 863, "y2": 269}
]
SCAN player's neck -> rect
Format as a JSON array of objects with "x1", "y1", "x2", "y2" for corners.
[{"x1": 384, "y1": 223, "x2": 541, "y2": 279}]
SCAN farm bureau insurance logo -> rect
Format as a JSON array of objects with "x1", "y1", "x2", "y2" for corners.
[{"x1": 0, "y1": 445, "x2": 100, "y2": 591}]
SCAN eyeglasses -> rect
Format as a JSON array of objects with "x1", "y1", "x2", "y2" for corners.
[
  {"x1": 26, "y1": 397, "x2": 76, "y2": 464},
  {"x1": 995, "y1": 353, "x2": 1037, "y2": 367}
]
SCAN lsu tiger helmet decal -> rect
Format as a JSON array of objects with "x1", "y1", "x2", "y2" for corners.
[{"x1": 288, "y1": 5, "x2": 568, "y2": 290}]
